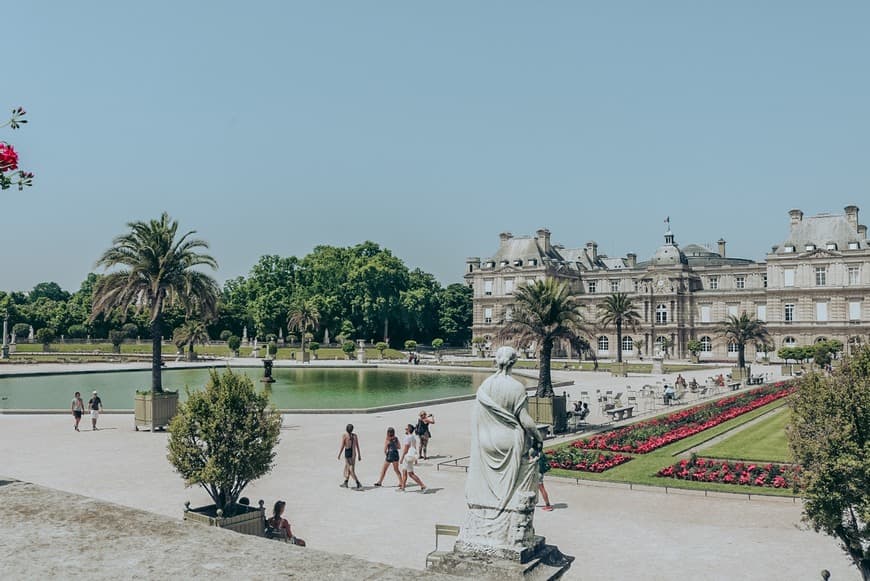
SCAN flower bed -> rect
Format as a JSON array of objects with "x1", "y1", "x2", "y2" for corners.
[
  {"x1": 570, "y1": 383, "x2": 795, "y2": 455},
  {"x1": 657, "y1": 456, "x2": 800, "y2": 490},
  {"x1": 548, "y1": 447, "x2": 632, "y2": 473}
]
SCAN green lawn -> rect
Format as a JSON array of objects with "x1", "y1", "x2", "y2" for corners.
[
  {"x1": 547, "y1": 399, "x2": 796, "y2": 496},
  {"x1": 701, "y1": 409, "x2": 792, "y2": 463}
]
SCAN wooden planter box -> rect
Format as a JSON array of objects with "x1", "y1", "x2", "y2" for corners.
[
  {"x1": 610, "y1": 362, "x2": 628, "y2": 377},
  {"x1": 730, "y1": 366, "x2": 750, "y2": 381},
  {"x1": 184, "y1": 501, "x2": 265, "y2": 537},
  {"x1": 527, "y1": 395, "x2": 567, "y2": 434},
  {"x1": 134, "y1": 391, "x2": 179, "y2": 432}
]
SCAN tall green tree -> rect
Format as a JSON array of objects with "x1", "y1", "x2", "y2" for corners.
[
  {"x1": 287, "y1": 299, "x2": 320, "y2": 362},
  {"x1": 789, "y1": 347, "x2": 870, "y2": 580},
  {"x1": 716, "y1": 312, "x2": 770, "y2": 370},
  {"x1": 438, "y1": 283, "x2": 472, "y2": 346},
  {"x1": 175, "y1": 319, "x2": 210, "y2": 361},
  {"x1": 90, "y1": 213, "x2": 220, "y2": 393},
  {"x1": 500, "y1": 278, "x2": 583, "y2": 397},
  {"x1": 597, "y1": 293, "x2": 641, "y2": 363}
]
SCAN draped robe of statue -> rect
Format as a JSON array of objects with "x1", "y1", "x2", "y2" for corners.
[{"x1": 457, "y1": 347, "x2": 543, "y2": 558}]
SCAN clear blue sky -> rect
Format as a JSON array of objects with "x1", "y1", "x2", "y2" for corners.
[{"x1": 5, "y1": 1, "x2": 869, "y2": 292}]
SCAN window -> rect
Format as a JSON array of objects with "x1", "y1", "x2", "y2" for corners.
[
  {"x1": 499, "y1": 260, "x2": 509, "y2": 267},
  {"x1": 484, "y1": 308, "x2": 493, "y2": 324},
  {"x1": 849, "y1": 267, "x2": 860, "y2": 285},
  {"x1": 655, "y1": 304, "x2": 668, "y2": 324},
  {"x1": 700, "y1": 305, "x2": 711, "y2": 323},
  {"x1": 505, "y1": 306, "x2": 514, "y2": 322},
  {"x1": 756, "y1": 304, "x2": 767, "y2": 322},
  {"x1": 655, "y1": 336, "x2": 668, "y2": 353},
  {"x1": 513, "y1": 259, "x2": 523, "y2": 267},
  {"x1": 622, "y1": 336, "x2": 634, "y2": 352},
  {"x1": 736, "y1": 276, "x2": 745, "y2": 289},
  {"x1": 849, "y1": 301, "x2": 861, "y2": 321},
  {"x1": 634, "y1": 280, "x2": 640, "y2": 292},
  {"x1": 826, "y1": 243, "x2": 837, "y2": 251},
  {"x1": 727, "y1": 342, "x2": 739, "y2": 356},
  {"x1": 784, "y1": 269, "x2": 795, "y2": 287},
  {"x1": 504, "y1": 278, "x2": 515, "y2": 295},
  {"x1": 484, "y1": 279, "x2": 493, "y2": 296},
  {"x1": 587, "y1": 280, "x2": 597, "y2": 294},
  {"x1": 728, "y1": 304, "x2": 738, "y2": 317},
  {"x1": 784, "y1": 245, "x2": 795, "y2": 253},
  {"x1": 528, "y1": 258, "x2": 538, "y2": 266},
  {"x1": 700, "y1": 336, "x2": 712, "y2": 352},
  {"x1": 783, "y1": 336, "x2": 796, "y2": 347},
  {"x1": 610, "y1": 280, "x2": 619, "y2": 293},
  {"x1": 597, "y1": 336, "x2": 609, "y2": 352},
  {"x1": 805, "y1": 244, "x2": 816, "y2": 252},
  {"x1": 709, "y1": 276, "x2": 719, "y2": 290},
  {"x1": 815, "y1": 267, "x2": 826, "y2": 286},
  {"x1": 763, "y1": 274, "x2": 768, "y2": 288},
  {"x1": 816, "y1": 302, "x2": 828, "y2": 322},
  {"x1": 784, "y1": 303, "x2": 795, "y2": 322},
  {"x1": 848, "y1": 242, "x2": 859, "y2": 250}
]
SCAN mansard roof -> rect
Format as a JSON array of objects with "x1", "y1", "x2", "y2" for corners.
[{"x1": 774, "y1": 210, "x2": 867, "y2": 254}]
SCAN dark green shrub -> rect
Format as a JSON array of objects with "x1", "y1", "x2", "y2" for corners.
[
  {"x1": 67, "y1": 324, "x2": 88, "y2": 339},
  {"x1": 35, "y1": 328, "x2": 56, "y2": 350},
  {"x1": 219, "y1": 330, "x2": 232, "y2": 341},
  {"x1": 342, "y1": 340, "x2": 356, "y2": 359}
]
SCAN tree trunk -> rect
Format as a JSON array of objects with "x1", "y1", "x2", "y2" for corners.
[
  {"x1": 151, "y1": 316, "x2": 163, "y2": 393},
  {"x1": 616, "y1": 319, "x2": 623, "y2": 363},
  {"x1": 537, "y1": 338, "x2": 554, "y2": 397},
  {"x1": 187, "y1": 342, "x2": 194, "y2": 362},
  {"x1": 738, "y1": 343, "x2": 746, "y2": 370}
]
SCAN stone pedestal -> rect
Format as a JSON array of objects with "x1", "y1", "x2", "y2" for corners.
[
  {"x1": 651, "y1": 356, "x2": 664, "y2": 375},
  {"x1": 357, "y1": 339, "x2": 367, "y2": 363},
  {"x1": 429, "y1": 536, "x2": 573, "y2": 580}
]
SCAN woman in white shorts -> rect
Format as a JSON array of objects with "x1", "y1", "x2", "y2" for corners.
[{"x1": 398, "y1": 424, "x2": 427, "y2": 493}]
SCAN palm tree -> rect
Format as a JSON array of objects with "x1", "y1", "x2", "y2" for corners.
[
  {"x1": 287, "y1": 300, "x2": 320, "y2": 362},
  {"x1": 597, "y1": 293, "x2": 641, "y2": 364},
  {"x1": 175, "y1": 319, "x2": 210, "y2": 361},
  {"x1": 716, "y1": 312, "x2": 770, "y2": 371},
  {"x1": 90, "y1": 213, "x2": 219, "y2": 393},
  {"x1": 501, "y1": 278, "x2": 583, "y2": 397}
]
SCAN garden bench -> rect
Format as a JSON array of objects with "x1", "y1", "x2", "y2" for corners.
[
  {"x1": 748, "y1": 374, "x2": 765, "y2": 385},
  {"x1": 727, "y1": 381, "x2": 741, "y2": 391},
  {"x1": 425, "y1": 523, "x2": 460, "y2": 569},
  {"x1": 604, "y1": 405, "x2": 634, "y2": 421}
]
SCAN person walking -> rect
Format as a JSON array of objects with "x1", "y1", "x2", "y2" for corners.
[
  {"x1": 71, "y1": 391, "x2": 84, "y2": 432},
  {"x1": 337, "y1": 423, "x2": 362, "y2": 489},
  {"x1": 415, "y1": 410, "x2": 435, "y2": 460},
  {"x1": 398, "y1": 423, "x2": 426, "y2": 493},
  {"x1": 373, "y1": 427, "x2": 402, "y2": 487},
  {"x1": 88, "y1": 391, "x2": 103, "y2": 430},
  {"x1": 537, "y1": 448, "x2": 553, "y2": 511}
]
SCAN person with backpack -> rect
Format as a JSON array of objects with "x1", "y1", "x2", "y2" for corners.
[{"x1": 414, "y1": 410, "x2": 435, "y2": 460}]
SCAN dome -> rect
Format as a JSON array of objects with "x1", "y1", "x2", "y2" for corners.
[
  {"x1": 682, "y1": 244, "x2": 719, "y2": 258},
  {"x1": 653, "y1": 244, "x2": 688, "y2": 266}
]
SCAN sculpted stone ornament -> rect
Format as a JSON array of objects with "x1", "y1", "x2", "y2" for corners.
[
  {"x1": 456, "y1": 346, "x2": 543, "y2": 559},
  {"x1": 428, "y1": 346, "x2": 572, "y2": 579}
]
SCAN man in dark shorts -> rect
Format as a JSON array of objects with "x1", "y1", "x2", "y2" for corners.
[
  {"x1": 88, "y1": 391, "x2": 103, "y2": 430},
  {"x1": 71, "y1": 391, "x2": 84, "y2": 432}
]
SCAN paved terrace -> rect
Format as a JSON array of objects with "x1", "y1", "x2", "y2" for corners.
[{"x1": 0, "y1": 362, "x2": 859, "y2": 580}]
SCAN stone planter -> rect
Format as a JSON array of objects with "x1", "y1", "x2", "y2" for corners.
[
  {"x1": 730, "y1": 366, "x2": 750, "y2": 381},
  {"x1": 134, "y1": 391, "x2": 179, "y2": 432},
  {"x1": 690, "y1": 354, "x2": 700, "y2": 364},
  {"x1": 527, "y1": 395, "x2": 567, "y2": 433},
  {"x1": 184, "y1": 501, "x2": 265, "y2": 537}
]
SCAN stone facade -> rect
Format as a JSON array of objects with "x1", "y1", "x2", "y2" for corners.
[{"x1": 466, "y1": 207, "x2": 870, "y2": 362}]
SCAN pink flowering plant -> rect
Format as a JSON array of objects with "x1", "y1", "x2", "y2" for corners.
[
  {"x1": 547, "y1": 447, "x2": 632, "y2": 473},
  {"x1": 569, "y1": 382, "x2": 795, "y2": 455},
  {"x1": 1, "y1": 107, "x2": 34, "y2": 191},
  {"x1": 657, "y1": 454, "x2": 801, "y2": 491}
]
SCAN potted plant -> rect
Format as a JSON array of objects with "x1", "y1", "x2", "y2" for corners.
[
  {"x1": 35, "y1": 327, "x2": 55, "y2": 352},
  {"x1": 432, "y1": 338, "x2": 444, "y2": 363},
  {"x1": 686, "y1": 339, "x2": 702, "y2": 364},
  {"x1": 169, "y1": 368, "x2": 282, "y2": 536},
  {"x1": 227, "y1": 335, "x2": 241, "y2": 357},
  {"x1": 308, "y1": 340, "x2": 320, "y2": 360},
  {"x1": 375, "y1": 341, "x2": 388, "y2": 359}
]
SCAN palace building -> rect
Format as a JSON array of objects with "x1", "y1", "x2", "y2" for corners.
[{"x1": 465, "y1": 206, "x2": 869, "y2": 362}]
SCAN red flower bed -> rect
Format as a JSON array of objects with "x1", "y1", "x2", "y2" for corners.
[
  {"x1": 547, "y1": 447, "x2": 632, "y2": 473},
  {"x1": 569, "y1": 383, "x2": 795, "y2": 455},
  {"x1": 657, "y1": 456, "x2": 801, "y2": 490}
]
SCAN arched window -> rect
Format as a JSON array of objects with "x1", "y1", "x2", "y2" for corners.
[
  {"x1": 622, "y1": 336, "x2": 634, "y2": 352},
  {"x1": 783, "y1": 336, "x2": 796, "y2": 347},
  {"x1": 727, "y1": 342, "x2": 739, "y2": 356},
  {"x1": 700, "y1": 336, "x2": 712, "y2": 352},
  {"x1": 655, "y1": 304, "x2": 668, "y2": 324},
  {"x1": 815, "y1": 336, "x2": 827, "y2": 344},
  {"x1": 597, "y1": 336, "x2": 609, "y2": 352}
]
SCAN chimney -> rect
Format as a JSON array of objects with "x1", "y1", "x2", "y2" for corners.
[
  {"x1": 717, "y1": 238, "x2": 726, "y2": 258},
  {"x1": 585, "y1": 240, "x2": 598, "y2": 262},
  {"x1": 626, "y1": 252, "x2": 637, "y2": 267},
  {"x1": 789, "y1": 209, "x2": 804, "y2": 225},
  {"x1": 858, "y1": 225, "x2": 867, "y2": 238},
  {"x1": 466, "y1": 257, "x2": 480, "y2": 274},
  {"x1": 536, "y1": 228, "x2": 551, "y2": 252},
  {"x1": 845, "y1": 205, "x2": 859, "y2": 229},
  {"x1": 499, "y1": 232, "x2": 513, "y2": 246}
]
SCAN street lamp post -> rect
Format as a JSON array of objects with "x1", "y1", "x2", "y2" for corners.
[{"x1": 2, "y1": 312, "x2": 9, "y2": 359}]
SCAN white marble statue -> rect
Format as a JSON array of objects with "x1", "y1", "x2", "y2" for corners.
[{"x1": 457, "y1": 346, "x2": 544, "y2": 558}]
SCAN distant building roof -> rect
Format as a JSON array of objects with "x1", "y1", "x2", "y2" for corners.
[{"x1": 774, "y1": 208, "x2": 867, "y2": 254}]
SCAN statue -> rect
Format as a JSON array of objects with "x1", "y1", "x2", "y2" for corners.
[{"x1": 456, "y1": 346, "x2": 544, "y2": 559}]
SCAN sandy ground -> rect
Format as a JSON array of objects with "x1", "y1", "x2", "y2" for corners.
[{"x1": 0, "y1": 362, "x2": 860, "y2": 580}]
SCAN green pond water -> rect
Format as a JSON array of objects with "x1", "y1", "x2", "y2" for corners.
[{"x1": 0, "y1": 366, "x2": 513, "y2": 410}]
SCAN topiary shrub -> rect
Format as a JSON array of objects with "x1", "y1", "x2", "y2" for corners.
[
  {"x1": 12, "y1": 323, "x2": 29, "y2": 339},
  {"x1": 375, "y1": 341, "x2": 388, "y2": 358},
  {"x1": 108, "y1": 329, "x2": 126, "y2": 354},
  {"x1": 219, "y1": 330, "x2": 232, "y2": 341},
  {"x1": 227, "y1": 335, "x2": 241, "y2": 355},
  {"x1": 267, "y1": 341, "x2": 278, "y2": 357},
  {"x1": 122, "y1": 322, "x2": 139, "y2": 338},
  {"x1": 308, "y1": 341, "x2": 320, "y2": 359},
  {"x1": 342, "y1": 340, "x2": 356, "y2": 359},
  {"x1": 67, "y1": 324, "x2": 88, "y2": 339},
  {"x1": 404, "y1": 339, "x2": 417, "y2": 352},
  {"x1": 35, "y1": 328, "x2": 55, "y2": 351},
  {"x1": 167, "y1": 369, "x2": 282, "y2": 514}
]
